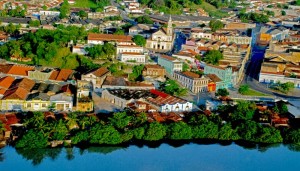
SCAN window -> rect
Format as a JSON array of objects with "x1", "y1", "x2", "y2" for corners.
[
  {"x1": 42, "y1": 104, "x2": 46, "y2": 107},
  {"x1": 27, "y1": 103, "x2": 31, "y2": 108},
  {"x1": 66, "y1": 104, "x2": 70, "y2": 108}
]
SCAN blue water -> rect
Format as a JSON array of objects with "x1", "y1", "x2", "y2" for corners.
[{"x1": 1, "y1": 143, "x2": 300, "y2": 171}]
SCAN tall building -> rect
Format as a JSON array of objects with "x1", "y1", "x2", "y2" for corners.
[{"x1": 146, "y1": 16, "x2": 174, "y2": 53}]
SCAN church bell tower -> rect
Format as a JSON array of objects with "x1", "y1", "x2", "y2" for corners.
[{"x1": 167, "y1": 15, "x2": 173, "y2": 36}]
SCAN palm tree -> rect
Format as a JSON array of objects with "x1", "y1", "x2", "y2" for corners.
[
  {"x1": 24, "y1": 112, "x2": 45, "y2": 128},
  {"x1": 79, "y1": 115, "x2": 97, "y2": 130},
  {"x1": 65, "y1": 113, "x2": 79, "y2": 130},
  {"x1": 0, "y1": 121, "x2": 6, "y2": 137}
]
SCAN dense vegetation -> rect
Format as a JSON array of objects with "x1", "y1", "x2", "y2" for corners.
[
  {"x1": 13, "y1": 100, "x2": 300, "y2": 149},
  {"x1": 270, "y1": 82, "x2": 295, "y2": 94},
  {"x1": 238, "y1": 12, "x2": 270, "y2": 23},
  {"x1": 209, "y1": 19, "x2": 224, "y2": 32},
  {"x1": 139, "y1": 0, "x2": 233, "y2": 16},
  {"x1": 0, "y1": 25, "x2": 99, "y2": 71},
  {"x1": 159, "y1": 79, "x2": 188, "y2": 96},
  {"x1": 203, "y1": 50, "x2": 223, "y2": 65}
]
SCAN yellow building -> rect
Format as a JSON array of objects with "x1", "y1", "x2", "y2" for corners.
[{"x1": 76, "y1": 97, "x2": 94, "y2": 112}]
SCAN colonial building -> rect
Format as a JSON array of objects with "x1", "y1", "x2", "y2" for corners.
[
  {"x1": 101, "y1": 89, "x2": 193, "y2": 112},
  {"x1": 87, "y1": 33, "x2": 133, "y2": 45},
  {"x1": 204, "y1": 64, "x2": 233, "y2": 88},
  {"x1": 81, "y1": 67, "x2": 111, "y2": 92},
  {"x1": 116, "y1": 45, "x2": 146, "y2": 63},
  {"x1": 142, "y1": 64, "x2": 166, "y2": 85},
  {"x1": 146, "y1": 16, "x2": 174, "y2": 53},
  {"x1": 119, "y1": 52, "x2": 146, "y2": 63},
  {"x1": 173, "y1": 71, "x2": 210, "y2": 93},
  {"x1": 101, "y1": 76, "x2": 155, "y2": 91},
  {"x1": 259, "y1": 52, "x2": 300, "y2": 88},
  {"x1": 157, "y1": 55, "x2": 183, "y2": 76}
]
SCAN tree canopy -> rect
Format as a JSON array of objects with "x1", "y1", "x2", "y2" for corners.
[
  {"x1": 203, "y1": 50, "x2": 223, "y2": 65},
  {"x1": 209, "y1": 19, "x2": 224, "y2": 32},
  {"x1": 132, "y1": 35, "x2": 146, "y2": 47}
]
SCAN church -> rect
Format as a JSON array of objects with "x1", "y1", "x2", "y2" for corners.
[{"x1": 146, "y1": 16, "x2": 175, "y2": 53}]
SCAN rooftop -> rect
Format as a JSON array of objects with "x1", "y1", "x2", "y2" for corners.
[
  {"x1": 85, "y1": 67, "x2": 110, "y2": 77},
  {"x1": 88, "y1": 33, "x2": 132, "y2": 42}
]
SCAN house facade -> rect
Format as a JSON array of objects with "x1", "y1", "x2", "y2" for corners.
[
  {"x1": 173, "y1": 71, "x2": 210, "y2": 93},
  {"x1": 204, "y1": 64, "x2": 233, "y2": 88},
  {"x1": 81, "y1": 67, "x2": 111, "y2": 92},
  {"x1": 157, "y1": 55, "x2": 183, "y2": 76}
]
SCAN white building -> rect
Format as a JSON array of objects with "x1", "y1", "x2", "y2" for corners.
[
  {"x1": 119, "y1": 52, "x2": 146, "y2": 63},
  {"x1": 146, "y1": 16, "x2": 174, "y2": 52},
  {"x1": 81, "y1": 67, "x2": 111, "y2": 92},
  {"x1": 39, "y1": 10, "x2": 60, "y2": 16},
  {"x1": 173, "y1": 71, "x2": 210, "y2": 93},
  {"x1": 87, "y1": 33, "x2": 133, "y2": 45},
  {"x1": 50, "y1": 93, "x2": 73, "y2": 111},
  {"x1": 116, "y1": 45, "x2": 146, "y2": 63}
]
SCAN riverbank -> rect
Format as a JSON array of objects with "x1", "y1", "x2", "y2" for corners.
[{"x1": 1, "y1": 101, "x2": 300, "y2": 150}]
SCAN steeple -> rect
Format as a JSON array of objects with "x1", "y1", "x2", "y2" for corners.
[{"x1": 167, "y1": 15, "x2": 173, "y2": 35}]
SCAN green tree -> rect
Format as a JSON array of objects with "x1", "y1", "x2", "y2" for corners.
[
  {"x1": 218, "y1": 123, "x2": 239, "y2": 140},
  {"x1": 192, "y1": 121, "x2": 219, "y2": 139},
  {"x1": 203, "y1": 50, "x2": 223, "y2": 65},
  {"x1": 182, "y1": 63, "x2": 190, "y2": 72},
  {"x1": 71, "y1": 130, "x2": 89, "y2": 144},
  {"x1": 285, "y1": 129, "x2": 300, "y2": 145},
  {"x1": 90, "y1": 124, "x2": 122, "y2": 145},
  {"x1": 51, "y1": 119, "x2": 68, "y2": 140},
  {"x1": 168, "y1": 121, "x2": 193, "y2": 140},
  {"x1": 0, "y1": 121, "x2": 5, "y2": 134},
  {"x1": 135, "y1": 16, "x2": 154, "y2": 24},
  {"x1": 132, "y1": 127, "x2": 145, "y2": 140},
  {"x1": 216, "y1": 88, "x2": 229, "y2": 97},
  {"x1": 238, "y1": 84, "x2": 249, "y2": 94},
  {"x1": 132, "y1": 35, "x2": 146, "y2": 47},
  {"x1": 129, "y1": 64, "x2": 144, "y2": 81},
  {"x1": 113, "y1": 28, "x2": 125, "y2": 35},
  {"x1": 59, "y1": 0, "x2": 70, "y2": 19},
  {"x1": 109, "y1": 112, "x2": 132, "y2": 130},
  {"x1": 230, "y1": 100, "x2": 256, "y2": 121},
  {"x1": 144, "y1": 122, "x2": 166, "y2": 141},
  {"x1": 16, "y1": 130, "x2": 49, "y2": 149},
  {"x1": 65, "y1": 113, "x2": 79, "y2": 130},
  {"x1": 29, "y1": 20, "x2": 40, "y2": 27},
  {"x1": 78, "y1": 10, "x2": 88, "y2": 18},
  {"x1": 160, "y1": 79, "x2": 188, "y2": 96},
  {"x1": 209, "y1": 19, "x2": 224, "y2": 32}
]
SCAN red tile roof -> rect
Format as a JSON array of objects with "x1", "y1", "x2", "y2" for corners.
[
  {"x1": 0, "y1": 76, "x2": 15, "y2": 89},
  {"x1": 147, "y1": 90, "x2": 187, "y2": 106},
  {"x1": 86, "y1": 67, "x2": 110, "y2": 77},
  {"x1": 160, "y1": 55, "x2": 176, "y2": 61},
  {"x1": 0, "y1": 64, "x2": 13, "y2": 74},
  {"x1": 3, "y1": 87, "x2": 29, "y2": 100},
  {"x1": 7, "y1": 65, "x2": 35, "y2": 76},
  {"x1": 88, "y1": 33, "x2": 133, "y2": 42},
  {"x1": 49, "y1": 69, "x2": 74, "y2": 81}
]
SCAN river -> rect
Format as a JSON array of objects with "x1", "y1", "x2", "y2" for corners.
[{"x1": 1, "y1": 142, "x2": 300, "y2": 171}]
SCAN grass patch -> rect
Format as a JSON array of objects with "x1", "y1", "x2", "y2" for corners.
[
  {"x1": 240, "y1": 89, "x2": 269, "y2": 96},
  {"x1": 72, "y1": 0, "x2": 98, "y2": 9},
  {"x1": 191, "y1": 2, "x2": 229, "y2": 19}
]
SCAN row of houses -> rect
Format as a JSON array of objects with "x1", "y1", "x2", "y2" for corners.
[
  {"x1": 259, "y1": 51, "x2": 300, "y2": 88},
  {"x1": 0, "y1": 63, "x2": 93, "y2": 112},
  {"x1": 190, "y1": 28, "x2": 252, "y2": 45}
]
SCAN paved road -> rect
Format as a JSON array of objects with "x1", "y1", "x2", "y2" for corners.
[
  {"x1": 242, "y1": 26, "x2": 300, "y2": 100},
  {"x1": 110, "y1": 0, "x2": 137, "y2": 25}
]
